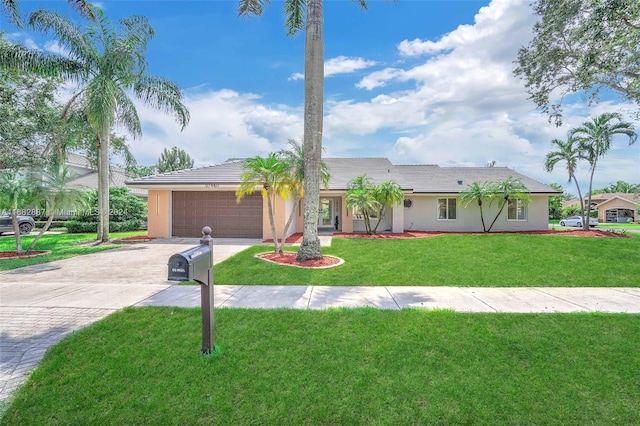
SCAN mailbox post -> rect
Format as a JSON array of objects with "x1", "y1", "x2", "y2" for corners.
[
  {"x1": 199, "y1": 227, "x2": 214, "y2": 354},
  {"x1": 168, "y1": 226, "x2": 215, "y2": 354}
]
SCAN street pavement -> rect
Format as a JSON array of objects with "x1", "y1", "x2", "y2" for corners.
[{"x1": 1, "y1": 236, "x2": 639, "y2": 404}]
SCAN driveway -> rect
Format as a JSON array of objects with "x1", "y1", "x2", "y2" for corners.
[{"x1": 0, "y1": 237, "x2": 260, "y2": 403}]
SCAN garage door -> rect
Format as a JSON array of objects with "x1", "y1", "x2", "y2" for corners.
[{"x1": 172, "y1": 191, "x2": 263, "y2": 238}]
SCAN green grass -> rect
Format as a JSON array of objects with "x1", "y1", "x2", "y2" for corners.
[
  {"x1": 549, "y1": 220, "x2": 640, "y2": 230},
  {"x1": 2, "y1": 308, "x2": 639, "y2": 425},
  {"x1": 215, "y1": 234, "x2": 640, "y2": 286},
  {"x1": 0, "y1": 231, "x2": 147, "y2": 271}
]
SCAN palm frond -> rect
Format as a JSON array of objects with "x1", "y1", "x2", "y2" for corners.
[
  {"x1": 284, "y1": 0, "x2": 306, "y2": 36},
  {"x1": 29, "y1": 9, "x2": 97, "y2": 65},
  {"x1": 2, "y1": 0, "x2": 23, "y2": 27},
  {"x1": 68, "y1": 0, "x2": 96, "y2": 20},
  {"x1": 113, "y1": 88, "x2": 142, "y2": 138},
  {"x1": 133, "y1": 74, "x2": 190, "y2": 130},
  {"x1": 350, "y1": 0, "x2": 368, "y2": 11},
  {"x1": 0, "y1": 41, "x2": 84, "y2": 79},
  {"x1": 238, "y1": 0, "x2": 270, "y2": 17}
]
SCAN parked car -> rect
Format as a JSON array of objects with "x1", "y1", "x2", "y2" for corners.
[
  {"x1": 559, "y1": 216, "x2": 598, "y2": 228},
  {"x1": 0, "y1": 214, "x2": 35, "y2": 235}
]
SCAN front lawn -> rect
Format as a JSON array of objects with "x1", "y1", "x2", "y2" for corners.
[
  {"x1": 2, "y1": 308, "x2": 639, "y2": 425},
  {"x1": 0, "y1": 231, "x2": 147, "y2": 271},
  {"x1": 215, "y1": 234, "x2": 640, "y2": 286}
]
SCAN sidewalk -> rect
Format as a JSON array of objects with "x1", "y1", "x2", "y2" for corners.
[{"x1": 137, "y1": 285, "x2": 640, "y2": 312}]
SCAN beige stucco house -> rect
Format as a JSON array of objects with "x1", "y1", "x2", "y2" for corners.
[
  {"x1": 564, "y1": 193, "x2": 638, "y2": 223},
  {"x1": 126, "y1": 158, "x2": 559, "y2": 239}
]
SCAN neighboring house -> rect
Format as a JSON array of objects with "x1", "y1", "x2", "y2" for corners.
[
  {"x1": 563, "y1": 193, "x2": 639, "y2": 223},
  {"x1": 126, "y1": 158, "x2": 559, "y2": 239},
  {"x1": 64, "y1": 153, "x2": 148, "y2": 198}
]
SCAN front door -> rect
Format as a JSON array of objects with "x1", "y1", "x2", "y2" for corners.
[{"x1": 319, "y1": 198, "x2": 334, "y2": 228}]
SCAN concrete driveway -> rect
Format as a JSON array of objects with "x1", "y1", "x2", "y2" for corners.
[{"x1": 0, "y1": 237, "x2": 260, "y2": 403}]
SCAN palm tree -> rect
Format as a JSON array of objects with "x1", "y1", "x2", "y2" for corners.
[
  {"x1": 238, "y1": 0, "x2": 369, "y2": 261},
  {"x1": 486, "y1": 177, "x2": 530, "y2": 232},
  {"x1": 371, "y1": 180, "x2": 404, "y2": 234},
  {"x1": 345, "y1": 175, "x2": 380, "y2": 235},
  {"x1": 459, "y1": 181, "x2": 492, "y2": 232},
  {"x1": 570, "y1": 112, "x2": 637, "y2": 230},
  {"x1": 277, "y1": 138, "x2": 330, "y2": 252},
  {"x1": 27, "y1": 8, "x2": 190, "y2": 242},
  {"x1": 26, "y1": 165, "x2": 86, "y2": 253},
  {"x1": 544, "y1": 137, "x2": 587, "y2": 226},
  {"x1": 236, "y1": 154, "x2": 291, "y2": 253},
  {"x1": 0, "y1": 170, "x2": 40, "y2": 254}
]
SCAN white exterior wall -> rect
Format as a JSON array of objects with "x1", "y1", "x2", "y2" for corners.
[
  {"x1": 283, "y1": 197, "x2": 298, "y2": 238},
  {"x1": 403, "y1": 195, "x2": 549, "y2": 232}
]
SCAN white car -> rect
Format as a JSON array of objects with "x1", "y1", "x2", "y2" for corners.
[{"x1": 559, "y1": 216, "x2": 598, "y2": 227}]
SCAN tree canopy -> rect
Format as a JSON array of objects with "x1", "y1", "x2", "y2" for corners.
[
  {"x1": 157, "y1": 146, "x2": 194, "y2": 174},
  {"x1": 515, "y1": 0, "x2": 640, "y2": 125}
]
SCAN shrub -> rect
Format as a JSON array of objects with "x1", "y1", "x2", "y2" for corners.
[
  {"x1": 75, "y1": 187, "x2": 147, "y2": 223},
  {"x1": 65, "y1": 219, "x2": 143, "y2": 233},
  {"x1": 34, "y1": 221, "x2": 67, "y2": 229}
]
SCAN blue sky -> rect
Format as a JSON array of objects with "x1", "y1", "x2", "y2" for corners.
[{"x1": 4, "y1": 0, "x2": 639, "y2": 194}]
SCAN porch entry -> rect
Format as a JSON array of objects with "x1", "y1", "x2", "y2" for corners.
[{"x1": 319, "y1": 197, "x2": 341, "y2": 231}]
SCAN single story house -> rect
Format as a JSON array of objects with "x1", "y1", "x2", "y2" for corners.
[
  {"x1": 126, "y1": 158, "x2": 560, "y2": 239},
  {"x1": 563, "y1": 193, "x2": 638, "y2": 223}
]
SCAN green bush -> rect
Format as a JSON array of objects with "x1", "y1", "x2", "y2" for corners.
[
  {"x1": 75, "y1": 187, "x2": 147, "y2": 223},
  {"x1": 34, "y1": 221, "x2": 67, "y2": 229},
  {"x1": 66, "y1": 219, "x2": 143, "y2": 233}
]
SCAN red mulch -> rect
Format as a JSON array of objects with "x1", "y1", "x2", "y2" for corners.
[
  {"x1": 112, "y1": 235, "x2": 157, "y2": 243},
  {"x1": 257, "y1": 252, "x2": 342, "y2": 268},
  {"x1": 334, "y1": 229, "x2": 629, "y2": 239},
  {"x1": 0, "y1": 250, "x2": 50, "y2": 259}
]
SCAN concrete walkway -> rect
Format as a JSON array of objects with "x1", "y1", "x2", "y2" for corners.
[{"x1": 1, "y1": 236, "x2": 639, "y2": 404}]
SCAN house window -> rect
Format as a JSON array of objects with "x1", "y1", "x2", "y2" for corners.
[
  {"x1": 352, "y1": 206, "x2": 378, "y2": 219},
  {"x1": 508, "y1": 199, "x2": 527, "y2": 220},
  {"x1": 437, "y1": 198, "x2": 457, "y2": 220}
]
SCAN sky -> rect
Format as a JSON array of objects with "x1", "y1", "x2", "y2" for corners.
[{"x1": 4, "y1": 0, "x2": 639, "y2": 195}]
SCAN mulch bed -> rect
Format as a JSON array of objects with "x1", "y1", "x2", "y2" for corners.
[
  {"x1": 111, "y1": 235, "x2": 157, "y2": 243},
  {"x1": 256, "y1": 252, "x2": 343, "y2": 269},
  {"x1": 0, "y1": 250, "x2": 50, "y2": 259}
]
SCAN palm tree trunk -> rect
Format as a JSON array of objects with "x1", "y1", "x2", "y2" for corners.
[
  {"x1": 584, "y1": 165, "x2": 597, "y2": 231},
  {"x1": 10, "y1": 207, "x2": 23, "y2": 254},
  {"x1": 297, "y1": 0, "x2": 324, "y2": 262},
  {"x1": 571, "y1": 173, "x2": 587, "y2": 229},
  {"x1": 27, "y1": 200, "x2": 56, "y2": 253},
  {"x1": 478, "y1": 200, "x2": 487, "y2": 232},
  {"x1": 98, "y1": 131, "x2": 110, "y2": 242},
  {"x1": 279, "y1": 193, "x2": 300, "y2": 254},
  {"x1": 267, "y1": 193, "x2": 279, "y2": 253},
  {"x1": 487, "y1": 198, "x2": 508, "y2": 232}
]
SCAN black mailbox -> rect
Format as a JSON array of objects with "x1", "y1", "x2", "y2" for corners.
[{"x1": 168, "y1": 245, "x2": 212, "y2": 281}]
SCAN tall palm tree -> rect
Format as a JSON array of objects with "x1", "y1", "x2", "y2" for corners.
[
  {"x1": 238, "y1": 0, "x2": 369, "y2": 261},
  {"x1": 570, "y1": 112, "x2": 637, "y2": 230},
  {"x1": 544, "y1": 137, "x2": 587, "y2": 226},
  {"x1": 236, "y1": 154, "x2": 291, "y2": 253},
  {"x1": 277, "y1": 138, "x2": 330, "y2": 252},
  {"x1": 28, "y1": 8, "x2": 190, "y2": 241},
  {"x1": 459, "y1": 181, "x2": 492, "y2": 232}
]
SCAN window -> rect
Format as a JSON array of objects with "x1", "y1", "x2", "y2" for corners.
[
  {"x1": 508, "y1": 199, "x2": 527, "y2": 220},
  {"x1": 437, "y1": 198, "x2": 457, "y2": 220}
]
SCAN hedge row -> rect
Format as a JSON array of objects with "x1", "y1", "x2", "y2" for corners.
[
  {"x1": 65, "y1": 220, "x2": 143, "y2": 233},
  {"x1": 34, "y1": 221, "x2": 68, "y2": 229}
]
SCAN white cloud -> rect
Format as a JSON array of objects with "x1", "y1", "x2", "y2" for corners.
[
  {"x1": 44, "y1": 40, "x2": 69, "y2": 57},
  {"x1": 289, "y1": 55, "x2": 377, "y2": 80},
  {"x1": 130, "y1": 88, "x2": 303, "y2": 167}
]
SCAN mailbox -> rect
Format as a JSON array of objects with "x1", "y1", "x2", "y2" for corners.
[{"x1": 168, "y1": 245, "x2": 212, "y2": 282}]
